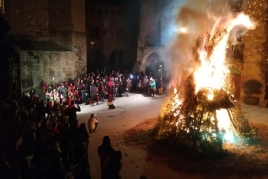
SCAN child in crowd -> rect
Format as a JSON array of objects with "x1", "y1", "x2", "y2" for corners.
[{"x1": 87, "y1": 113, "x2": 98, "y2": 133}]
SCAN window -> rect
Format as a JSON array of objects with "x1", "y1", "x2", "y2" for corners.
[
  {"x1": 105, "y1": 10, "x2": 108, "y2": 15},
  {"x1": 116, "y1": 28, "x2": 123, "y2": 40},
  {"x1": 91, "y1": 8, "x2": 95, "y2": 14},
  {"x1": 91, "y1": 27, "x2": 100, "y2": 39}
]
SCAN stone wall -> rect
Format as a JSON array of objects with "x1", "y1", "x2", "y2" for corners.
[
  {"x1": 6, "y1": 0, "x2": 87, "y2": 93},
  {"x1": 7, "y1": 0, "x2": 49, "y2": 40},
  {"x1": 241, "y1": 0, "x2": 268, "y2": 106},
  {"x1": 137, "y1": 0, "x2": 169, "y2": 71},
  {"x1": 72, "y1": 31, "x2": 87, "y2": 76},
  {"x1": 71, "y1": 0, "x2": 87, "y2": 72},
  {"x1": 71, "y1": 0, "x2": 86, "y2": 33},
  {"x1": 48, "y1": 0, "x2": 72, "y2": 50},
  {"x1": 20, "y1": 51, "x2": 77, "y2": 91},
  {"x1": 86, "y1": 2, "x2": 136, "y2": 70}
]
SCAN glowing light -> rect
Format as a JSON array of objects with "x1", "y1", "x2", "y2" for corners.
[
  {"x1": 179, "y1": 27, "x2": 188, "y2": 33},
  {"x1": 194, "y1": 13, "x2": 255, "y2": 99},
  {"x1": 171, "y1": 88, "x2": 182, "y2": 117},
  {"x1": 208, "y1": 92, "x2": 213, "y2": 101},
  {"x1": 216, "y1": 109, "x2": 234, "y2": 143},
  {"x1": 223, "y1": 132, "x2": 234, "y2": 143},
  {"x1": 169, "y1": 12, "x2": 255, "y2": 144}
]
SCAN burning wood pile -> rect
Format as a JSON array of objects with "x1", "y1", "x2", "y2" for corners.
[{"x1": 157, "y1": 14, "x2": 257, "y2": 154}]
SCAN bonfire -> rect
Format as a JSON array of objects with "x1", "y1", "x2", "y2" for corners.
[{"x1": 158, "y1": 13, "x2": 257, "y2": 154}]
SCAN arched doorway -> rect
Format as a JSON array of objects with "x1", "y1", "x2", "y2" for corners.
[
  {"x1": 109, "y1": 49, "x2": 118, "y2": 70},
  {"x1": 109, "y1": 49, "x2": 124, "y2": 70},
  {"x1": 95, "y1": 50, "x2": 105, "y2": 70},
  {"x1": 87, "y1": 49, "x2": 105, "y2": 72},
  {"x1": 144, "y1": 52, "x2": 164, "y2": 78}
]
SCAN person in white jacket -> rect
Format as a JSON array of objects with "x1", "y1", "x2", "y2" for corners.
[{"x1": 88, "y1": 114, "x2": 98, "y2": 133}]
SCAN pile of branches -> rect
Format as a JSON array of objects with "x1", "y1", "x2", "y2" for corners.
[
  {"x1": 157, "y1": 75, "x2": 256, "y2": 156},
  {"x1": 155, "y1": 28, "x2": 256, "y2": 156}
]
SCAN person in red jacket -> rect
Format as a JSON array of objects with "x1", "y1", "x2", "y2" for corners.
[
  {"x1": 40, "y1": 80, "x2": 47, "y2": 94},
  {"x1": 107, "y1": 78, "x2": 115, "y2": 109}
]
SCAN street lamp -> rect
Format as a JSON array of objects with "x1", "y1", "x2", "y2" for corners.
[
  {"x1": 90, "y1": 41, "x2": 95, "y2": 48},
  {"x1": 159, "y1": 64, "x2": 162, "y2": 79}
]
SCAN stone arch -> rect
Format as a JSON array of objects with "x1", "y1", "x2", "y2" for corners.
[
  {"x1": 141, "y1": 51, "x2": 164, "y2": 77},
  {"x1": 119, "y1": 49, "x2": 136, "y2": 71},
  {"x1": 118, "y1": 49, "x2": 124, "y2": 65},
  {"x1": 140, "y1": 51, "x2": 156, "y2": 71}
]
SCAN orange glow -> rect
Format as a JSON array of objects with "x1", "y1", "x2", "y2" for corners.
[
  {"x1": 170, "y1": 13, "x2": 255, "y2": 142},
  {"x1": 171, "y1": 88, "x2": 182, "y2": 117},
  {"x1": 194, "y1": 13, "x2": 255, "y2": 100}
]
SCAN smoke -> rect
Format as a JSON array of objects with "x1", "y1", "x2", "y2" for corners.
[{"x1": 162, "y1": 0, "x2": 233, "y2": 86}]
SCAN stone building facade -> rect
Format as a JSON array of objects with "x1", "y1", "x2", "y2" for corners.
[
  {"x1": 136, "y1": 0, "x2": 170, "y2": 74},
  {"x1": 86, "y1": 0, "x2": 137, "y2": 71},
  {"x1": 239, "y1": 0, "x2": 268, "y2": 106},
  {"x1": 137, "y1": 0, "x2": 268, "y2": 106},
  {"x1": 4, "y1": 0, "x2": 87, "y2": 91}
]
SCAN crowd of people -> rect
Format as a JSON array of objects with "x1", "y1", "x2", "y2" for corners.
[
  {"x1": 35, "y1": 69, "x2": 165, "y2": 111},
  {"x1": 0, "y1": 10, "x2": 165, "y2": 179},
  {"x1": 14, "y1": 69, "x2": 166, "y2": 179}
]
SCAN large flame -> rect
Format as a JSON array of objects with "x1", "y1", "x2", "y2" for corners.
[
  {"x1": 194, "y1": 13, "x2": 255, "y2": 100},
  {"x1": 170, "y1": 13, "x2": 255, "y2": 143},
  {"x1": 197, "y1": 13, "x2": 254, "y2": 142}
]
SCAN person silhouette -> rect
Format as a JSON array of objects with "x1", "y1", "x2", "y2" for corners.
[{"x1": 98, "y1": 136, "x2": 115, "y2": 177}]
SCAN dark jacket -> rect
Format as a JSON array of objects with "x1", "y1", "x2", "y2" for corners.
[{"x1": 65, "y1": 105, "x2": 81, "y2": 121}]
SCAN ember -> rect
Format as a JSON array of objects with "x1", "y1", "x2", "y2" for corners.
[{"x1": 158, "y1": 12, "x2": 257, "y2": 153}]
